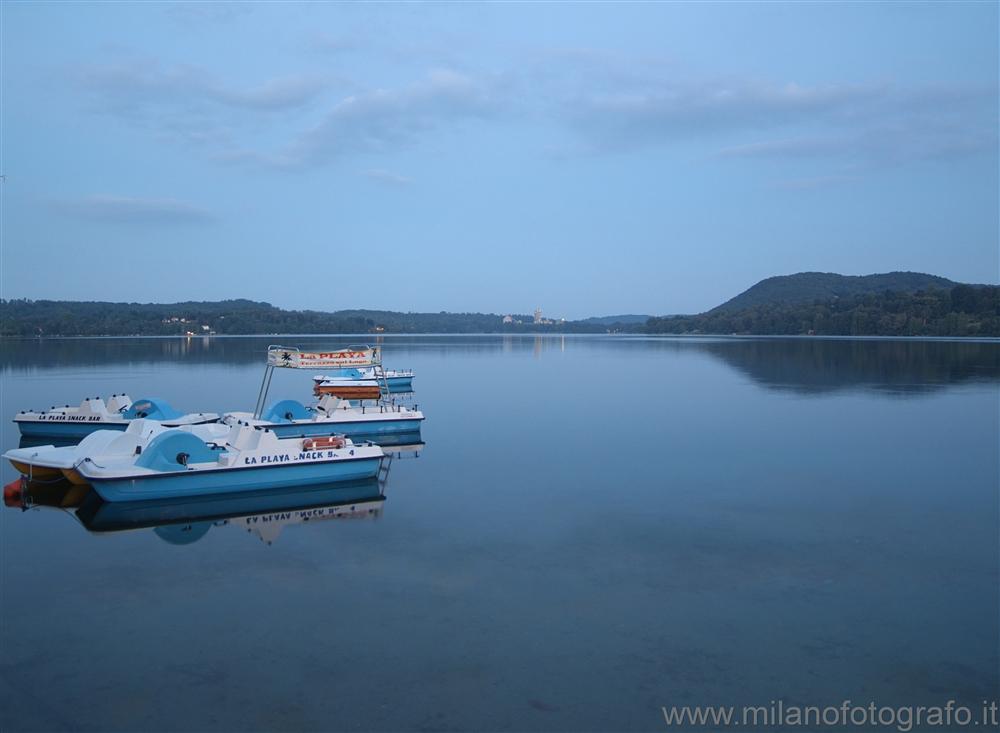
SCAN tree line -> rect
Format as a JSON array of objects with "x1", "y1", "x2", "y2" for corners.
[
  {"x1": 0, "y1": 299, "x2": 608, "y2": 336},
  {"x1": 3, "y1": 285, "x2": 997, "y2": 338}
]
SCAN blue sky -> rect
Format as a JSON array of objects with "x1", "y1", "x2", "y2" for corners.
[{"x1": 2, "y1": 2, "x2": 997, "y2": 318}]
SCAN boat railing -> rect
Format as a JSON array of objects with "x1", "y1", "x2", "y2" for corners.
[{"x1": 354, "y1": 401, "x2": 418, "y2": 415}]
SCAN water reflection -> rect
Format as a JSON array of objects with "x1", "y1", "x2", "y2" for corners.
[
  {"x1": 78, "y1": 479, "x2": 386, "y2": 545},
  {"x1": 697, "y1": 337, "x2": 1000, "y2": 395},
  {"x1": 7, "y1": 478, "x2": 384, "y2": 546},
  {"x1": 2, "y1": 335, "x2": 998, "y2": 396}
]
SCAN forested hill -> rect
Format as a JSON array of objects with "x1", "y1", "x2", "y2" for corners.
[
  {"x1": 647, "y1": 279, "x2": 999, "y2": 337},
  {"x1": 714, "y1": 271, "x2": 959, "y2": 312},
  {"x1": 0, "y1": 299, "x2": 616, "y2": 337}
]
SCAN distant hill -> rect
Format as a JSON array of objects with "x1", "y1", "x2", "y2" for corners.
[
  {"x1": 647, "y1": 272, "x2": 998, "y2": 337},
  {"x1": 578, "y1": 314, "x2": 651, "y2": 326},
  {"x1": 713, "y1": 271, "x2": 959, "y2": 312}
]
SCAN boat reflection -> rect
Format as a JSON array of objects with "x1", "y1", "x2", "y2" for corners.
[
  {"x1": 4, "y1": 439, "x2": 424, "y2": 546},
  {"x1": 3, "y1": 479, "x2": 90, "y2": 508},
  {"x1": 79, "y1": 479, "x2": 386, "y2": 545}
]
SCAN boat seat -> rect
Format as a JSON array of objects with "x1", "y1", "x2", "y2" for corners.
[
  {"x1": 254, "y1": 430, "x2": 283, "y2": 453},
  {"x1": 315, "y1": 395, "x2": 350, "y2": 413},
  {"x1": 106, "y1": 420, "x2": 170, "y2": 455},
  {"x1": 106, "y1": 394, "x2": 132, "y2": 413},
  {"x1": 122, "y1": 398, "x2": 183, "y2": 421},
  {"x1": 78, "y1": 397, "x2": 108, "y2": 416},
  {"x1": 231, "y1": 425, "x2": 264, "y2": 451}
]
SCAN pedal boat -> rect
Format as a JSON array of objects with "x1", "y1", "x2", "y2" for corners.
[
  {"x1": 222, "y1": 396, "x2": 424, "y2": 440},
  {"x1": 74, "y1": 423, "x2": 384, "y2": 502},
  {"x1": 323, "y1": 367, "x2": 415, "y2": 392},
  {"x1": 311, "y1": 376, "x2": 382, "y2": 400},
  {"x1": 14, "y1": 395, "x2": 219, "y2": 440},
  {"x1": 4, "y1": 419, "x2": 232, "y2": 485}
]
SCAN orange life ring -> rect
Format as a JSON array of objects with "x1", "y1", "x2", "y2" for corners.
[{"x1": 302, "y1": 436, "x2": 345, "y2": 451}]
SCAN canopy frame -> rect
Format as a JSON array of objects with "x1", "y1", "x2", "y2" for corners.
[{"x1": 253, "y1": 344, "x2": 385, "y2": 418}]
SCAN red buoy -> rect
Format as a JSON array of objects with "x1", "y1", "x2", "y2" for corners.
[{"x1": 3, "y1": 478, "x2": 25, "y2": 508}]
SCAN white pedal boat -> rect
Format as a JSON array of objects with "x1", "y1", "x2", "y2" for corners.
[
  {"x1": 72, "y1": 422, "x2": 384, "y2": 502},
  {"x1": 4, "y1": 419, "x2": 232, "y2": 484},
  {"x1": 223, "y1": 395, "x2": 423, "y2": 440},
  {"x1": 322, "y1": 367, "x2": 415, "y2": 392},
  {"x1": 14, "y1": 395, "x2": 219, "y2": 440}
]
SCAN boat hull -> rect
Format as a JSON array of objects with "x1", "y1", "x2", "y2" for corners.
[
  {"x1": 7, "y1": 459, "x2": 63, "y2": 480},
  {"x1": 265, "y1": 417, "x2": 423, "y2": 439},
  {"x1": 62, "y1": 468, "x2": 90, "y2": 486},
  {"x1": 313, "y1": 385, "x2": 382, "y2": 399},
  {"x1": 14, "y1": 419, "x2": 129, "y2": 439},
  {"x1": 88, "y1": 456, "x2": 383, "y2": 502},
  {"x1": 76, "y1": 479, "x2": 383, "y2": 533},
  {"x1": 14, "y1": 417, "x2": 218, "y2": 441},
  {"x1": 385, "y1": 376, "x2": 413, "y2": 392}
]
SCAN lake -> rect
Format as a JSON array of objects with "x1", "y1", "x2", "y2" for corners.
[{"x1": 1, "y1": 335, "x2": 998, "y2": 732}]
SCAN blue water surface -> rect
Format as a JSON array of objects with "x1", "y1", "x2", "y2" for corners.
[{"x1": 1, "y1": 335, "x2": 997, "y2": 732}]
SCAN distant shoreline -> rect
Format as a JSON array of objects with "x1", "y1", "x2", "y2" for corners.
[
  {"x1": 2, "y1": 333, "x2": 998, "y2": 343},
  {"x1": 4, "y1": 271, "x2": 996, "y2": 338}
]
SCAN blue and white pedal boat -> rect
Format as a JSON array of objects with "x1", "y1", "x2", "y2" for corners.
[
  {"x1": 75, "y1": 423, "x2": 384, "y2": 502},
  {"x1": 223, "y1": 396, "x2": 423, "y2": 440},
  {"x1": 342, "y1": 367, "x2": 414, "y2": 392},
  {"x1": 14, "y1": 395, "x2": 219, "y2": 440},
  {"x1": 4, "y1": 419, "x2": 232, "y2": 484}
]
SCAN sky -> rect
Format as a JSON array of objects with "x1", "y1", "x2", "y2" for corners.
[{"x1": 1, "y1": 2, "x2": 997, "y2": 319}]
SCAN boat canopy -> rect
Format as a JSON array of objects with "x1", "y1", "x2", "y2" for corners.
[
  {"x1": 255, "y1": 344, "x2": 382, "y2": 420},
  {"x1": 121, "y1": 398, "x2": 184, "y2": 421}
]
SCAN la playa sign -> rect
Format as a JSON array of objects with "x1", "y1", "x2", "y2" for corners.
[{"x1": 266, "y1": 347, "x2": 377, "y2": 369}]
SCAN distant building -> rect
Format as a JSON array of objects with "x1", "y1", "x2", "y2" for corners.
[
  {"x1": 502, "y1": 315, "x2": 513, "y2": 324},
  {"x1": 533, "y1": 308, "x2": 543, "y2": 324}
]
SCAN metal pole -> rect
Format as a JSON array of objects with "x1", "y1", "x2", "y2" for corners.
[{"x1": 254, "y1": 364, "x2": 274, "y2": 419}]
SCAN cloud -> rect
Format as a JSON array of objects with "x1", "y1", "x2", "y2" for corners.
[
  {"x1": 79, "y1": 62, "x2": 329, "y2": 112},
  {"x1": 719, "y1": 123, "x2": 996, "y2": 166},
  {"x1": 309, "y1": 33, "x2": 361, "y2": 55},
  {"x1": 555, "y1": 73, "x2": 997, "y2": 164},
  {"x1": 74, "y1": 58, "x2": 341, "y2": 157},
  {"x1": 360, "y1": 169, "x2": 413, "y2": 186},
  {"x1": 226, "y1": 69, "x2": 500, "y2": 168},
  {"x1": 771, "y1": 174, "x2": 858, "y2": 191},
  {"x1": 165, "y1": 3, "x2": 254, "y2": 27},
  {"x1": 720, "y1": 137, "x2": 852, "y2": 159},
  {"x1": 562, "y1": 80, "x2": 884, "y2": 145},
  {"x1": 55, "y1": 195, "x2": 215, "y2": 225},
  {"x1": 70, "y1": 47, "x2": 995, "y2": 175}
]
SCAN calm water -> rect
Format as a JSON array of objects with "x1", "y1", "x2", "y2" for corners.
[{"x1": 1, "y1": 335, "x2": 998, "y2": 732}]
